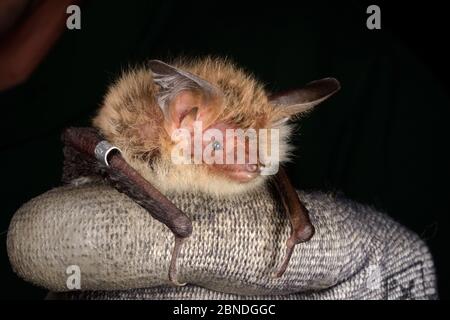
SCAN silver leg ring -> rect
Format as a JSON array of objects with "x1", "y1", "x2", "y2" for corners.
[{"x1": 94, "y1": 140, "x2": 121, "y2": 167}]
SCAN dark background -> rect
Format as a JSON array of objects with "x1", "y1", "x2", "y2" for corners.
[{"x1": 1, "y1": 0, "x2": 449, "y2": 299}]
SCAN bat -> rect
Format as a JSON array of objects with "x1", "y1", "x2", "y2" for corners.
[{"x1": 64, "y1": 57, "x2": 340, "y2": 286}]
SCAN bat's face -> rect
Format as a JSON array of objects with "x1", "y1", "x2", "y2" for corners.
[
  {"x1": 175, "y1": 120, "x2": 268, "y2": 183},
  {"x1": 188, "y1": 122, "x2": 257, "y2": 182},
  {"x1": 94, "y1": 57, "x2": 339, "y2": 196}
]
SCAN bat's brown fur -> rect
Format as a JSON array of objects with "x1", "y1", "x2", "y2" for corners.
[{"x1": 93, "y1": 57, "x2": 292, "y2": 197}]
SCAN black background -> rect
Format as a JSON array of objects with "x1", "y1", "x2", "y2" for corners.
[{"x1": 0, "y1": 0, "x2": 449, "y2": 299}]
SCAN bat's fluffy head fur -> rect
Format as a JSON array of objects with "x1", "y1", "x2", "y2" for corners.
[{"x1": 93, "y1": 57, "x2": 338, "y2": 197}]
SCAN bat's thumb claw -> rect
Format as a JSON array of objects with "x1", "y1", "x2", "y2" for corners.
[
  {"x1": 271, "y1": 272, "x2": 281, "y2": 279},
  {"x1": 168, "y1": 268, "x2": 187, "y2": 286},
  {"x1": 273, "y1": 241, "x2": 296, "y2": 278},
  {"x1": 170, "y1": 279, "x2": 187, "y2": 287},
  {"x1": 168, "y1": 236, "x2": 188, "y2": 287}
]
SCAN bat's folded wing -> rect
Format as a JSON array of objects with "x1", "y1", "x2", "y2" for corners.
[{"x1": 7, "y1": 181, "x2": 437, "y2": 299}]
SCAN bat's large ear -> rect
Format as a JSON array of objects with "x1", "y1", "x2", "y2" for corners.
[
  {"x1": 148, "y1": 60, "x2": 223, "y2": 135},
  {"x1": 269, "y1": 78, "x2": 340, "y2": 126}
]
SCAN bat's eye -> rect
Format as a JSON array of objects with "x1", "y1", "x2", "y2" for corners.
[{"x1": 212, "y1": 140, "x2": 222, "y2": 151}]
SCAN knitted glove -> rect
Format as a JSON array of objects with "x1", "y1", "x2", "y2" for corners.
[{"x1": 7, "y1": 180, "x2": 437, "y2": 299}]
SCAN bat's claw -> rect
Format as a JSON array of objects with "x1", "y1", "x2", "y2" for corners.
[
  {"x1": 273, "y1": 225, "x2": 315, "y2": 278},
  {"x1": 168, "y1": 236, "x2": 187, "y2": 287},
  {"x1": 273, "y1": 239, "x2": 295, "y2": 278},
  {"x1": 168, "y1": 260, "x2": 186, "y2": 286},
  {"x1": 168, "y1": 275, "x2": 187, "y2": 287}
]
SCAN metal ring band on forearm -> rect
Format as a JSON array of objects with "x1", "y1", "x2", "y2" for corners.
[{"x1": 94, "y1": 140, "x2": 121, "y2": 167}]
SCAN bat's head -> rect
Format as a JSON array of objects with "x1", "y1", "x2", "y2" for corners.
[{"x1": 94, "y1": 57, "x2": 340, "y2": 196}]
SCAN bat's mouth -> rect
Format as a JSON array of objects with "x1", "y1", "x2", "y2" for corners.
[{"x1": 221, "y1": 164, "x2": 261, "y2": 182}]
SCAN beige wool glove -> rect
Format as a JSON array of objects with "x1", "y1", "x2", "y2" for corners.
[{"x1": 7, "y1": 181, "x2": 437, "y2": 299}]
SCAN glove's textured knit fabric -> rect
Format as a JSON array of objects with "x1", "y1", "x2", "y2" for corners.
[{"x1": 7, "y1": 181, "x2": 437, "y2": 299}]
